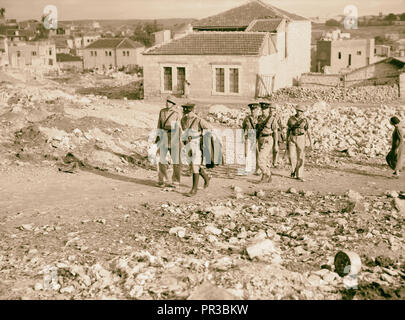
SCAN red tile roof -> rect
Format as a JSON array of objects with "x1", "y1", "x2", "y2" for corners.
[
  {"x1": 246, "y1": 18, "x2": 283, "y2": 32},
  {"x1": 84, "y1": 38, "x2": 144, "y2": 49},
  {"x1": 193, "y1": 0, "x2": 307, "y2": 29},
  {"x1": 144, "y1": 32, "x2": 267, "y2": 56}
]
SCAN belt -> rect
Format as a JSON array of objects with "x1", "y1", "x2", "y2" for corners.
[
  {"x1": 292, "y1": 133, "x2": 304, "y2": 136},
  {"x1": 261, "y1": 133, "x2": 273, "y2": 137}
]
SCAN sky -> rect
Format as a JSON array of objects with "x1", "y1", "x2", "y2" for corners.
[{"x1": 1, "y1": 0, "x2": 404, "y2": 21}]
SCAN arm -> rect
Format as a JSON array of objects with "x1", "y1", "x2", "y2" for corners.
[{"x1": 306, "y1": 120, "x2": 313, "y2": 149}]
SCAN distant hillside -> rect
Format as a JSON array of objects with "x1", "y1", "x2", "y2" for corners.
[{"x1": 59, "y1": 18, "x2": 196, "y2": 29}]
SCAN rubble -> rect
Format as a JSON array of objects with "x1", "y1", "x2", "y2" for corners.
[{"x1": 246, "y1": 239, "x2": 276, "y2": 259}]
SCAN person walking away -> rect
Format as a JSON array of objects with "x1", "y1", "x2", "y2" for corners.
[
  {"x1": 242, "y1": 101, "x2": 260, "y2": 175},
  {"x1": 180, "y1": 102, "x2": 211, "y2": 196},
  {"x1": 386, "y1": 116, "x2": 403, "y2": 178},
  {"x1": 155, "y1": 95, "x2": 182, "y2": 188},
  {"x1": 286, "y1": 105, "x2": 312, "y2": 182},
  {"x1": 256, "y1": 102, "x2": 279, "y2": 183}
]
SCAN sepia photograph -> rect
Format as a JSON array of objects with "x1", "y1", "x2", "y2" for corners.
[{"x1": 0, "y1": 0, "x2": 404, "y2": 307}]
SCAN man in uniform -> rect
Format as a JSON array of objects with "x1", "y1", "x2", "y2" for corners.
[
  {"x1": 155, "y1": 95, "x2": 182, "y2": 188},
  {"x1": 180, "y1": 102, "x2": 211, "y2": 196},
  {"x1": 286, "y1": 105, "x2": 312, "y2": 182},
  {"x1": 242, "y1": 101, "x2": 260, "y2": 175},
  {"x1": 256, "y1": 102, "x2": 279, "y2": 183},
  {"x1": 259, "y1": 101, "x2": 285, "y2": 168}
]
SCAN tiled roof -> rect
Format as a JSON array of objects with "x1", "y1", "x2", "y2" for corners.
[
  {"x1": 56, "y1": 53, "x2": 82, "y2": 62},
  {"x1": 193, "y1": 0, "x2": 307, "y2": 29},
  {"x1": 246, "y1": 18, "x2": 283, "y2": 32},
  {"x1": 144, "y1": 32, "x2": 267, "y2": 56},
  {"x1": 84, "y1": 38, "x2": 144, "y2": 49}
]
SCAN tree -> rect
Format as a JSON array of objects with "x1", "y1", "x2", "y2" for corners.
[
  {"x1": 0, "y1": 8, "x2": 5, "y2": 19},
  {"x1": 34, "y1": 15, "x2": 50, "y2": 40},
  {"x1": 325, "y1": 19, "x2": 340, "y2": 27},
  {"x1": 400, "y1": 13, "x2": 405, "y2": 21},
  {"x1": 130, "y1": 21, "x2": 163, "y2": 47},
  {"x1": 384, "y1": 13, "x2": 397, "y2": 21}
]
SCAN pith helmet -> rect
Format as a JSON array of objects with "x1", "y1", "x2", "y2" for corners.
[{"x1": 295, "y1": 105, "x2": 306, "y2": 112}]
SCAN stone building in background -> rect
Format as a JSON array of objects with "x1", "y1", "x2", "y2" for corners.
[
  {"x1": 82, "y1": 37, "x2": 145, "y2": 70},
  {"x1": 142, "y1": 0, "x2": 312, "y2": 100}
]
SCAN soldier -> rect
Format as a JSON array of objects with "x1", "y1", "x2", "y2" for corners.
[
  {"x1": 180, "y1": 102, "x2": 211, "y2": 197},
  {"x1": 259, "y1": 101, "x2": 285, "y2": 168},
  {"x1": 286, "y1": 105, "x2": 313, "y2": 182},
  {"x1": 155, "y1": 95, "x2": 182, "y2": 188},
  {"x1": 242, "y1": 101, "x2": 260, "y2": 175},
  {"x1": 256, "y1": 102, "x2": 280, "y2": 183}
]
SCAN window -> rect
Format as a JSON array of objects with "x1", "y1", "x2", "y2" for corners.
[
  {"x1": 215, "y1": 68, "x2": 225, "y2": 93},
  {"x1": 91, "y1": 51, "x2": 93, "y2": 56},
  {"x1": 177, "y1": 67, "x2": 185, "y2": 93},
  {"x1": 49, "y1": 49, "x2": 52, "y2": 55},
  {"x1": 32, "y1": 51, "x2": 37, "y2": 56},
  {"x1": 109, "y1": 51, "x2": 112, "y2": 56},
  {"x1": 17, "y1": 51, "x2": 21, "y2": 57},
  {"x1": 127, "y1": 51, "x2": 130, "y2": 56},
  {"x1": 212, "y1": 66, "x2": 240, "y2": 95},
  {"x1": 357, "y1": 51, "x2": 362, "y2": 55},
  {"x1": 374, "y1": 48, "x2": 377, "y2": 54},
  {"x1": 229, "y1": 68, "x2": 239, "y2": 93},
  {"x1": 49, "y1": 59, "x2": 53, "y2": 66},
  {"x1": 163, "y1": 67, "x2": 172, "y2": 91},
  {"x1": 123, "y1": 51, "x2": 126, "y2": 56},
  {"x1": 338, "y1": 52, "x2": 341, "y2": 59},
  {"x1": 348, "y1": 54, "x2": 352, "y2": 66}
]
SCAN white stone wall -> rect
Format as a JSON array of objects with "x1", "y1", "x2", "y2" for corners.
[{"x1": 143, "y1": 54, "x2": 260, "y2": 99}]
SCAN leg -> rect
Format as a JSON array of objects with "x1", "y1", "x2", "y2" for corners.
[
  {"x1": 257, "y1": 137, "x2": 273, "y2": 182},
  {"x1": 169, "y1": 147, "x2": 181, "y2": 185},
  {"x1": 199, "y1": 167, "x2": 210, "y2": 188},
  {"x1": 273, "y1": 135, "x2": 279, "y2": 167},
  {"x1": 295, "y1": 135, "x2": 306, "y2": 179},
  {"x1": 288, "y1": 137, "x2": 297, "y2": 177}
]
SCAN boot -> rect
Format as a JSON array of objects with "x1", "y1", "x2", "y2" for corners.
[
  {"x1": 186, "y1": 173, "x2": 199, "y2": 197},
  {"x1": 199, "y1": 168, "x2": 210, "y2": 188}
]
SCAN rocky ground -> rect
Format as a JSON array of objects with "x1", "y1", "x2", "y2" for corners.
[{"x1": 0, "y1": 69, "x2": 404, "y2": 300}]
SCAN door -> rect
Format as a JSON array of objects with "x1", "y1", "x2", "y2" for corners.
[
  {"x1": 177, "y1": 67, "x2": 185, "y2": 94},
  {"x1": 256, "y1": 74, "x2": 274, "y2": 98}
]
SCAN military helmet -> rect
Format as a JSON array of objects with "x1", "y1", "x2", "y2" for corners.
[
  {"x1": 166, "y1": 95, "x2": 177, "y2": 105},
  {"x1": 259, "y1": 101, "x2": 274, "y2": 110},
  {"x1": 295, "y1": 105, "x2": 306, "y2": 112},
  {"x1": 182, "y1": 102, "x2": 195, "y2": 110},
  {"x1": 248, "y1": 100, "x2": 260, "y2": 109}
]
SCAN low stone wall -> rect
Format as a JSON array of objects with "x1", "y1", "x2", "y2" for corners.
[{"x1": 267, "y1": 85, "x2": 399, "y2": 103}]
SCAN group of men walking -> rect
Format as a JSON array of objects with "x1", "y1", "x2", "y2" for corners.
[
  {"x1": 155, "y1": 95, "x2": 313, "y2": 197},
  {"x1": 242, "y1": 100, "x2": 312, "y2": 183},
  {"x1": 155, "y1": 95, "x2": 211, "y2": 197}
]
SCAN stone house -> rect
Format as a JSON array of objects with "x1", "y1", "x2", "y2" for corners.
[
  {"x1": 142, "y1": 0, "x2": 311, "y2": 100},
  {"x1": 316, "y1": 38, "x2": 376, "y2": 74},
  {"x1": 7, "y1": 40, "x2": 57, "y2": 68},
  {"x1": 82, "y1": 38, "x2": 145, "y2": 70}
]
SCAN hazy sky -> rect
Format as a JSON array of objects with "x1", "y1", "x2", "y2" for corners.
[{"x1": 1, "y1": 0, "x2": 404, "y2": 21}]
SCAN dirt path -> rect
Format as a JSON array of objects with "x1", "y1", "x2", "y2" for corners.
[{"x1": 1, "y1": 161, "x2": 403, "y2": 227}]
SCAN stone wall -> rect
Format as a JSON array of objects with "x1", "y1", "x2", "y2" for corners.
[{"x1": 143, "y1": 54, "x2": 260, "y2": 99}]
